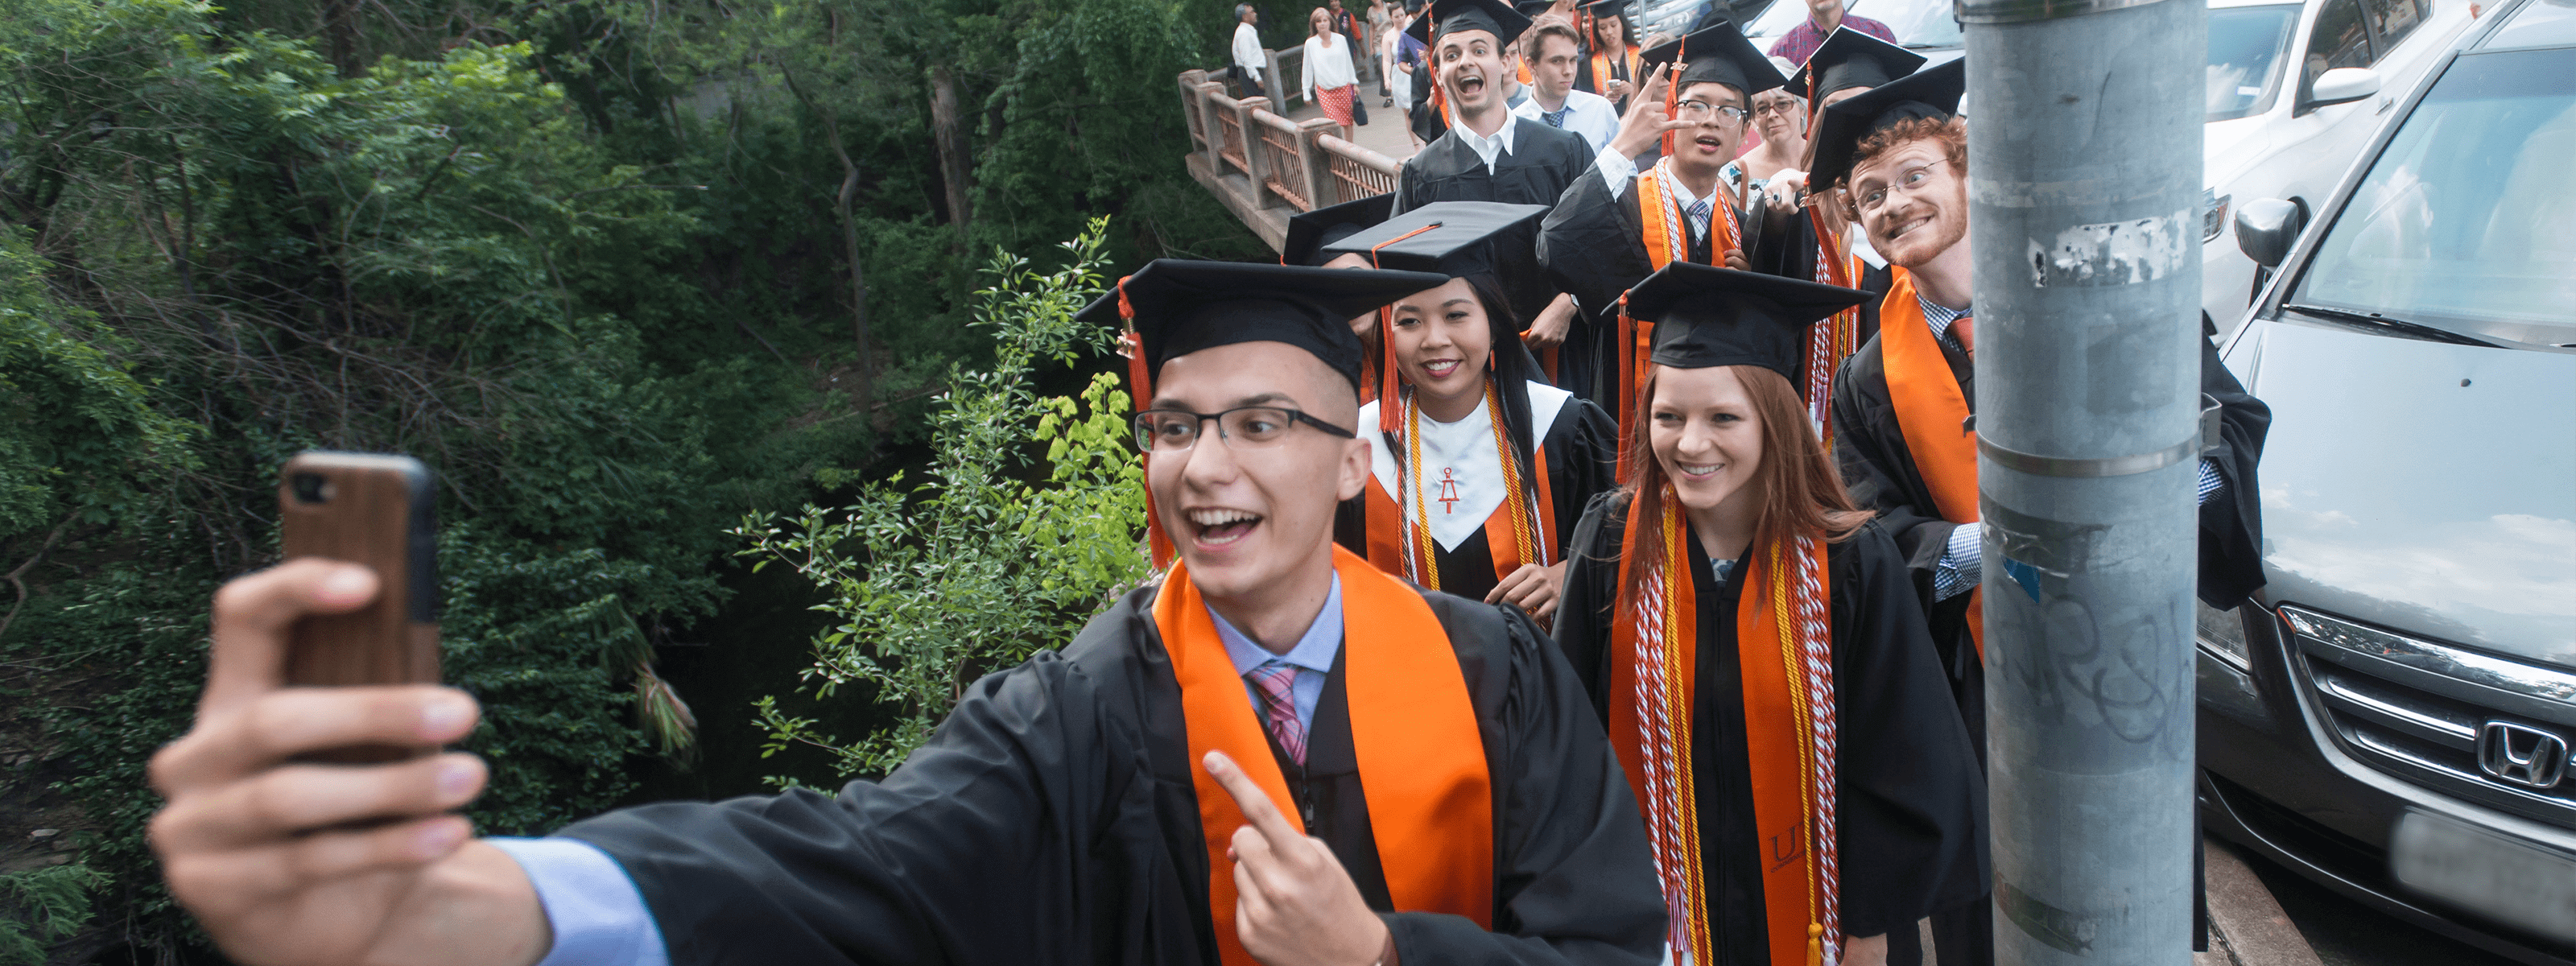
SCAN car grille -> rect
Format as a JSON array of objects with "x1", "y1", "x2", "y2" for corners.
[{"x1": 2282, "y1": 605, "x2": 2576, "y2": 826}]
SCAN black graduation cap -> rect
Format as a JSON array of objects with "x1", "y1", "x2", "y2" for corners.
[
  {"x1": 1406, "y1": 0, "x2": 1534, "y2": 46},
  {"x1": 1319, "y1": 201, "x2": 1552, "y2": 328},
  {"x1": 1638, "y1": 20, "x2": 1787, "y2": 99},
  {"x1": 1076, "y1": 260, "x2": 1449, "y2": 390},
  {"x1": 1579, "y1": 0, "x2": 1629, "y2": 15},
  {"x1": 1513, "y1": 0, "x2": 1555, "y2": 15},
  {"x1": 1806, "y1": 57, "x2": 1964, "y2": 192},
  {"x1": 1623, "y1": 262, "x2": 1871, "y2": 382},
  {"x1": 1788, "y1": 27, "x2": 1926, "y2": 103},
  {"x1": 1283, "y1": 193, "x2": 1396, "y2": 267}
]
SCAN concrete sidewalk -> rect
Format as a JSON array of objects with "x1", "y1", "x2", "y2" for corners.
[{"x1": 1904, "y1": 836, "x2": 2322, "y2": 965}]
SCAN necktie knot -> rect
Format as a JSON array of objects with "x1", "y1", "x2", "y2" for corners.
[
  {"x1": 1685, "y1": 199, "x2": 1712, "y2": 240},
  {"x1": 1544, "y1": 109, "x2": 1567, "y2": 127},
  {"x1": 1246, "y1": 663, "x2": 1307, "y2": 766}
]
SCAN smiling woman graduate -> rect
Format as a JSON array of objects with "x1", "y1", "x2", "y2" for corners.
[
  {"x1": 1553, "y1": 262, "x2": 1986, "y2": 966},
  {"x1": 1322, "y1": 202, "x2": 1620, "y2": 621}
]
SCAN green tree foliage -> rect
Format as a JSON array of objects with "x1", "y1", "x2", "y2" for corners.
[
  {"x1": 0, "y1": 863, "x2": 105, "y2": 965},
  {"x1": 737, "y1": 221, "x2": 1150, "y2": 781},
  {"x1": 0, "y1": 0, "x2": 1249, "y2": 956}
]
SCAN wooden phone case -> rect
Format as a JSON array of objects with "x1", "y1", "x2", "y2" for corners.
[{"x1": 278, "y1": 452, "x2": 440, "y2": 762}]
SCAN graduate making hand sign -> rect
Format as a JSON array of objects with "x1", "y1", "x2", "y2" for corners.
[
  {"x1": 143, "y1": 261, "x2": 1670, "y2": 966},
  {"x1": 1553, "y1": 262, "x2": 1988, "y2": 966},
  {"x1": 1323, "y1": 203, "x2": 1620, "y2": 622},
  {"x1": 1538, "y1": 21, "x2": 1794, "y2": 411}
]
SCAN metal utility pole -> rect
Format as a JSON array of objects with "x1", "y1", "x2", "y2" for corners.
[{"x1": 1959, "y1": 0, "x2": 2207, "y2": 960}]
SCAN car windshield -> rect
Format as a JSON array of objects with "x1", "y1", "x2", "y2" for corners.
[
  {"x1": 2293, "y1": 47, "x2": 2576, "y2": 348},
  {"x1": 2207, "y1": 5, "x2": 2299, "y2": 121}
]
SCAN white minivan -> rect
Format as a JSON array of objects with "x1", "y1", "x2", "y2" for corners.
[{"x1": 2201, "y1": 0, "x2": 2475, "y2": 328}]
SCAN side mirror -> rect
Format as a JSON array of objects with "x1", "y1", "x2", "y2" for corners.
[
  {"x1": 2307, "y1": 67, "x2": 2382, "y2": 108},
  {"x1": 2235, "y1": 198, "x2": 2306, "y2": 269}
]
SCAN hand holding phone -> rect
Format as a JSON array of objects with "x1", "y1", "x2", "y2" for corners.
[{"x1": 278, "y1": 452, "x2": 441, "y2": 762}]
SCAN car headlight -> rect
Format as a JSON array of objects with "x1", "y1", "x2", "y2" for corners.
[
  {"x1": 2202, "y1": 189, "x2": 2232, "y2": 243},
  {"x1": 2195, "y1": 598, "x2": 2252, "y2": 671}
]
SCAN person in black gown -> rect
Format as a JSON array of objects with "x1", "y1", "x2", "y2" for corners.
[
  {"x1": 1538, "y1": 21, "x2": 1792, "y2": 411},
  {"x1": 1811, "y1": 60, "x2": 2270, "y2": 966},
  {"x1": 1742, "y1": 27, "x2": 1926, "y2": 345},
  {"x1": 1397, "y1": 0, "x2": 1596, "y2": 377},
  {"x1": 1554, "y1": 262, "x2": 1986, "y2": 966},
  {"x1": 1321, "y1": 202, "x2": 1620, "y2": 622},
  {"x1": 145, "y1": 261, "x2": 1668, "y2": 966},
  {"x1": 1574, "y1": 0, "x2": 1641, "y2": 114}
]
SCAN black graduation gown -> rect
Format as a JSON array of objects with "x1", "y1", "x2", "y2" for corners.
[
  {"x1": 1334, "y1": 393, "x2": 1621, "y2": 603},
  {"x1": 1827, "y1": 309, "x2": 2272, "y2": 746},
  {"x1": 1744, "y1": 215, "x2": 1895, "y2": 357},
  {"x1": 554, "y1": 583, "x2": 1668, "y2": 966},
  {"x1": 1410, "y1": 65, "x2": 1447, "y2": 143},
  {"x1": 1551, "y1": 494, "x2": 1990, "y2": 963},
  {"x1": 1537, "y1": 167, "x2": 1723, "y2": 407},
  {"x1": 1392, "y1": 116, "x2": 1596, "y2": 216}
]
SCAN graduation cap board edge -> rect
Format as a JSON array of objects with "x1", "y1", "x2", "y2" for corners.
[
  {"x1": 1317, "y1": 201, "x2": 1554, "y2": 330},
  {"x1": 1805, "y1": 56, "x2": 1966, "y2": 192},
  {"x1": 1786, "y1": 27, "x2": 1927, "y2": 103},
  {"x1": 1406, "y1": 0, "x2": 1535, "y2": 46},
  {"x1": 1622, "y1": 261, "x2": 1872, "y2": 383},
  {"x1": 1284, "y1": 193, "x2": 1398, "y2": 267},
  {"x1": 1075, "y1": 260, "x2": 1450, "y2": 391},
  {"x1": 1637, "y1": 20, "x2": 1789, "y2": 99}
]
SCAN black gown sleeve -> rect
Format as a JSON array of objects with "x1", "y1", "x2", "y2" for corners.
[
  {"x1": 555, "y1": 645, "x2": 1191, "y2": 965},
  {"x1": 1550, "y1": 490, "x2": 1633, "y2": 724},
  {"x1": 2194, "y1": 318, "x2": 2269, "y2": 610},
  {"x1": 1542, "y1": 397, "x2": 1623, "y2": 564},
  {"x1": 1397, "y1": 597, "x2": 1667, "y2": 966},
  {"x1": 1538, "y1": 164, "x2": 1653, "y2": 330},
  {"x1": 1827, "y1": 523, "x2": 1992, "y2": 938},
  {"x1": 1830, "y1": 341, "x2": 1959, "y2": 605}
]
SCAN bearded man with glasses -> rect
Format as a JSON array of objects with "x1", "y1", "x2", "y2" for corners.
[{"x1": 1811, "y1": 59, "x2": 2273, "y2": 966}]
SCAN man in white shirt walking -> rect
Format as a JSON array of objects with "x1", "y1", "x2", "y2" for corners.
[
  {"x1": 1232, "y1": 4, "x2": 1268, "y2": 98},
  {"x1": 1510, "y1": 17, "x2": 1620, "y2": 155}
]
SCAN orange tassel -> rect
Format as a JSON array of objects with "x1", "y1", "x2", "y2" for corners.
[
  {"x1": 1116, "y1": 279, "x2": 1177, "y2": 571},
  {"x1": 1806, "y1": 923, "x2": 1824, "y2": 966}
]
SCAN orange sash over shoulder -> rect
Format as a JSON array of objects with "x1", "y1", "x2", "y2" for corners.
[
  {"x1": 1158, "y1": 548, "x2": 1495, "y2": 966},
  {"x1": 1609, "y1": 495, "x2": 1843, "y2": 966},
  {"x1": 1877, "y1": 269, "x2": 1985, "y2": 657}
]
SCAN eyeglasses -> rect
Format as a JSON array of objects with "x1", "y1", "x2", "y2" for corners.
[
  {"x1": 1133, "y1": 406, "x2": 1356, "y2": 452},
  {"x1": 1750, "y1": 98, "x2": 1802, "y2": 118},
  {"x1": 1853, "y1": 159, "x2": 1948, "y2": 215},
  {"x1": 1675, "y1": 100, "x2": 1749, "y2": 123}
]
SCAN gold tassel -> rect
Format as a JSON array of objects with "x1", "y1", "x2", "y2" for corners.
[{"x1": 1806, "y1": 923, "x2": 1824, "y2": 966}]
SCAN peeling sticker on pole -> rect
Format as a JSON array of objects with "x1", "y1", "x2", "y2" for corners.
[{"x1": 2027, "y1": 208, "x2": 2192, "y2": 287}]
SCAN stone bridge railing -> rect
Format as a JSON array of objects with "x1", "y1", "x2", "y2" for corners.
[{"x1": 1178, "y1": 68, "x2": 1401, "y2": 250}]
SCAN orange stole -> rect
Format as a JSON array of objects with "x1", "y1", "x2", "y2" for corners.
[
  {"x1": 1609, "y1": 497, "x2": 1840, "y2": 966},
  {"x1": 1619, "y1": 169, "x2": 1742, "y2": 478},
  {"x1": 1360, "y1": 447, "x2": 1560, "y2": 588},
  {"x1": 1158, "y1": 550, "x2": 1496, "y2": 966},
  {"x1": 1877, "y1": 269, "x2": 1985, "y2": 658},
  {"x1": 1736, "y1": 539, "x2": 1837, "y2": 966}
]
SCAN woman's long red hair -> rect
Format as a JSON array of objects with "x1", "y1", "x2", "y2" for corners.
[{"x1": 1620, "y1": 364, "x2": 1871, "y2": 591}]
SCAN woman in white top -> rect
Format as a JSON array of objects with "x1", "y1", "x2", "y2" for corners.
[{"x1": 1303, "y1": 6, "x2": 1359, "y2": 138}]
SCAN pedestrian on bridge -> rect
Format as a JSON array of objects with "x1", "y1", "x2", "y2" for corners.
[
  {"x1": 1233, "y1": 3, "x2": 1269, "y2": 98},
  {"x1": 1306, "y1": 6, "x2": 1363, "y2": 138}
]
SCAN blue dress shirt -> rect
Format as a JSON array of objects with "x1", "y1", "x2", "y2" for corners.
[{"x1": 1208, "y1": 573, "x2": 1344, "y2": 733}]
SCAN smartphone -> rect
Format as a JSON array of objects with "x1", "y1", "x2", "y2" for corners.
[{"x1": 278, "y1": 452, "x2": 440, "y2": 762}]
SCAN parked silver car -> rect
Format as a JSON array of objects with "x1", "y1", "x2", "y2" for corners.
[{"x1": 2202, "y1": 0, "x2": 2576, "y2": 960}]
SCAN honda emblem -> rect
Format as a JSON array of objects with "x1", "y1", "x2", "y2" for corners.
[{"x1": 2479, "y1": 720, "x2": 2570, "y2": 790}]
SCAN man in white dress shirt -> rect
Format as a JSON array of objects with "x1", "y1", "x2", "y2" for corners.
[
  {"x1": 1232, "y1": 4, "x2": 1268, "y2": 97},
  {"x1": 1511, "y1": 17, "x2": 1620, "y2": 155}
]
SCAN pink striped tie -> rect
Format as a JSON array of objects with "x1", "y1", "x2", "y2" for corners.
[{"x1": 1246, "y1": 663, "x2": 1307, "y2": 766}]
